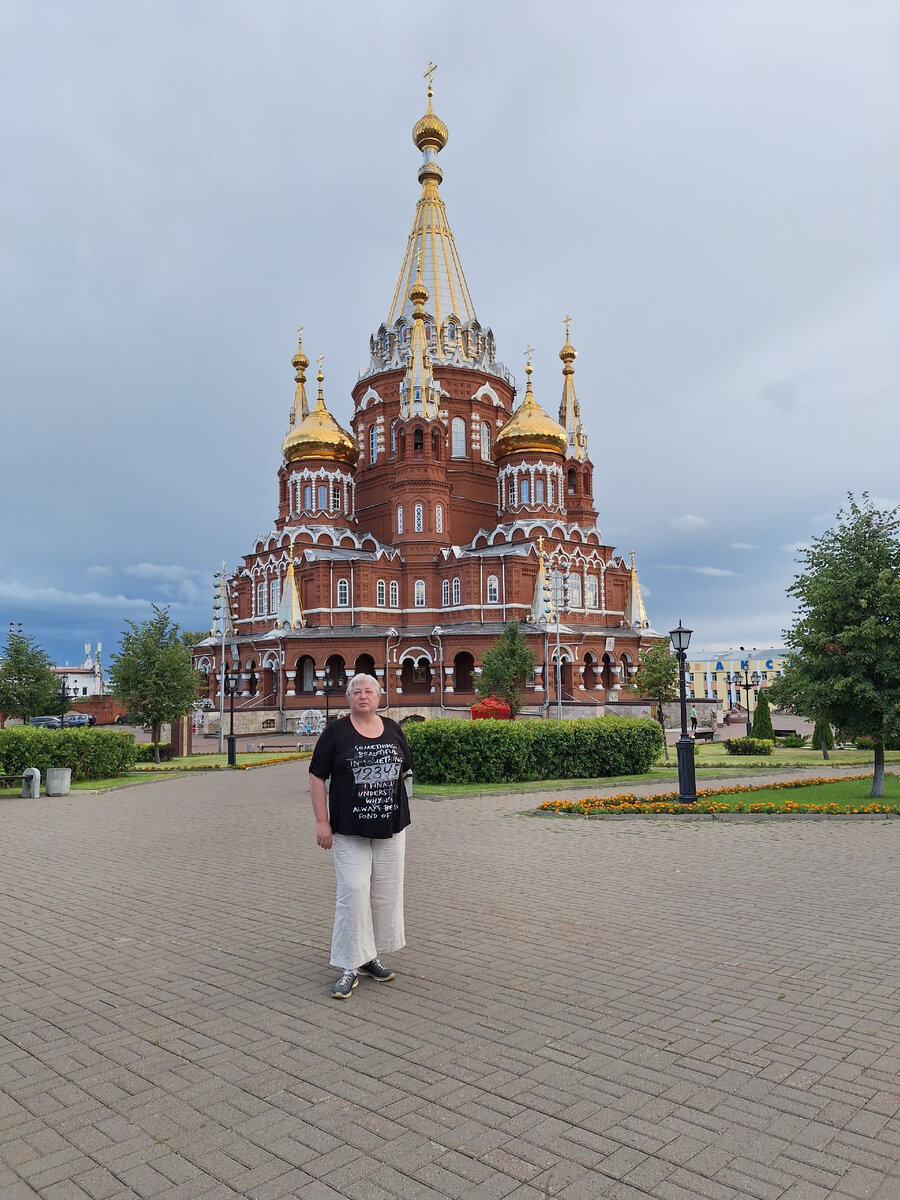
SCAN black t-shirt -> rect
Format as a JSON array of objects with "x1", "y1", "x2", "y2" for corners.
[{"x1": 309, "y1": 716, "x2": 412, "y2": 839}]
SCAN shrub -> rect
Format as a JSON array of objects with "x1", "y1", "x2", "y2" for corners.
[
  {"x1": 855, "y1": 735, "x2": 875, "y2": 750},
  {"x1": 135, "y1": 742, "x2": 175, "y2": 763},
  {"x1": 750, "y1": 691, "x2": 774, "y2": 740},
  {"x1": 0, "y1": 726, "x2": 138, "y2": 781},
  {"x1": 778, "y1": 733, "x2": 808, "y2": 748},
  {"x1": 723, "y1": 737, "x2": 774, "y2": 756},
  {"x1": 404, "y1": 716, "x2": 663, "y2": 785},
  {"x1": 811, "y1": 720, "x2": 834, "y2": 751}
]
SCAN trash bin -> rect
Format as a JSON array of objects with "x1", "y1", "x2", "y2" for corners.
[{"x1": 46, "y1": 767, "x2": 72, "y2": 796}]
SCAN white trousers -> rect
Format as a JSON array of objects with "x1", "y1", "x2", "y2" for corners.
[{"x1": 330, "y1": 830, "x2": 406, "y2": 970}]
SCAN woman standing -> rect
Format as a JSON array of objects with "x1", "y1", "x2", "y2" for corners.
[{"x1": 308, "y1": 673, "x2": 412, "y2": 999}]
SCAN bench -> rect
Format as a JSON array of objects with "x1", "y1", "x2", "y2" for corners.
[
  {"x1": 693, "y1": 729, "x2": 715, "y2": 741},
  {"x1": 773, "y1": 728, "x2": 798, "y2": 738},
  {"x1": 0, "y1": 768, "x2": 41, "y2": 798}
]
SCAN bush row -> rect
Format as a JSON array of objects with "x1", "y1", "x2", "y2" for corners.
[
  {"x1": 723, "y1": 737, "x2": 774, "y2": 756},
  {"x1": 135, "y1": 742, "x2": 176, "y2": 763},
  {"x1": 404, "y1": 716, "x2": 663, "y2": 785},
  {"x1": 0, "y1": 726, "x2": 138, "y2": 781}
]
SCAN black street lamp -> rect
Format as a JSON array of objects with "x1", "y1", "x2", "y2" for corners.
[
  {"x1": 322, "y1": 661, "x2": 347, "y2": 724},
  {"x1": 57, "y1": 674, "x2": 77, "y2": 728},
  {"x1": 224, "y1": 663, "x2": 241, "y2": 767},
  {"x1": 740, "y1": 667, "x2": 761, "y2": 736},
  {"x1": 669, "y1": 621, "x2": 697, "y2": 804}
]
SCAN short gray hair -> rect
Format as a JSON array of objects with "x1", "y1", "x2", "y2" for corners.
[{"x1": 346, "y1": 672, "x2": 382, "y2": 699}]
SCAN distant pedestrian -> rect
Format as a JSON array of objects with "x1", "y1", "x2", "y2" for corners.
[{"x1": 690, "y1": 705, "x2": 697, "y2": 732}]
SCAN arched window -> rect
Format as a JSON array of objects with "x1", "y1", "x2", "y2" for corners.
[
  {"x1": 452, "y1": 577, "x2": 461, "y2": 605},
  {"x1": 397, "y1": 506, "x2": 403, "y2": 534},
  {"x1": 297, "y1": 655, "x2": 316, "y2": 693},
  {"x1": 303, "y1": 483, "x2": 312, "y2": 510},
  {"x1": 376, "y1": 579, "x2": 386, "y2": 607},
  {"x1": 256, "y1": 581, "x2": 266, "y2": 615},
  {"x1": 481, "y1": 421, "x2": 491, "y2": 460},
  {"x1": 442, "y1": 579, "x2": 450, "y2": 606},
  {"x1": 535, "y1": 478, "x2": 545, "y2": 504},
  {"x1": 520, "y1": 478, "x2": 530, "y2": 504},
  {"x1": 508, "y1": 479, "x2": 516, "y2": 506},
  {"x1": 569, "y1": 574, "x2": 582, "y2": 608},
  {"x1": 586, "y1": 575, "x2": 599, "y2": 608},
  {"x1": 389, "y1": 580, "x2": 399, "y2": 607},
  {"x1": 414, "y1": 580, "x2": 426, "y2": 607},
  {"x1": 567, "y1": 468, "x2": 576, "y2": 495},
  {"x1": 435, "y1": 504, "x2": 443, "y2": 534},
  {"x1": 451, "y1": 417, "x2": 466, "y2": 457},
  {"x1": 332, "y1": 482, "x2": 341, "y2": 509},
  {"x1": 413, "y1": 427, "x2": 424, "y2": 455},
  {"x1": 269, "y1": 579, "x2": 280, "y2": 614},
  {"x1": 414, "y1": 503, "x2": 423, "y2": 532},
  {"x1": 454, "y1": 651, "x2": 474, "y2": 692},
  {"x1": 318, "y1": 484, "x2": 328, "y2": 510},
  {"x1": 369, "y1": 426, "x2": 378, "y2": 463},
  {"x1": 432, "y1": 429, "x2": 441, "y2": 461},
  {"x1": 337, "y1": 579, "x2": 349, "y2": 607},
  {"x1": 390, "y1": 424, "x2": 396, "y2": 456},
  {"x1": 486, "y1": 575, "x2": 499, "y2": 604}
]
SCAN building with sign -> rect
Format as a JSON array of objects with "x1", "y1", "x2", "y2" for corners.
[
  {"x1": 193, "y1": 80, "x2": 661, "y2": 728},
  {"x1": 684, "y1": 649, "x2": 788, "y2": 718}
]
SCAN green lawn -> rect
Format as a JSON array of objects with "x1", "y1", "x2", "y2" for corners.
[{"x1": 689, "y1": 743, "x2": 900, "y2": 769}]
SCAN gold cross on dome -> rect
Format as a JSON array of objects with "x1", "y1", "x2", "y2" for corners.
[
  {"x1": 524, "y1": 344, "x2": 535, "y2": 368},
  {"x1": 316, "y1": 352, "x2": 325, "y2": 378},
  {"x1": 564, "y1": 315, "x2": 571, "y2": 339},
  {"x1": 424, "y1": 62, "x2": 437, "y2": 92},
  {"x1": 297, "y1": 323, "x2": 303, "y2": 340}
]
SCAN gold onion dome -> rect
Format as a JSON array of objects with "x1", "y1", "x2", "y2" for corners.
[
  {"x1": 412, "y1": 86, "x2": 448, "y2": 153},
  {"x1": 282, "y1": 362, "x2": 358, "y2": 466},
  {"x1": 560, "y1": 331, "x2": 577, "y2": 366},
  {"x1": 495, "y1": 360, "x2": 568, "y2": 459}
]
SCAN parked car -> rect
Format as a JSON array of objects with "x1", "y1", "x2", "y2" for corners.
[
  {"x1": 115, "y1": 713, "x2": 140, "y2": 725},
  {"x1": 29, "y1": 715, "x2": 61, "y2": 728},
  {"x1": 64, "y1": 712, "x2": 95, "y2": 727}
]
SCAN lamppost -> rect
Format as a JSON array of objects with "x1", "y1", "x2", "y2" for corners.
[
  {"x1": 57, "y1": 674, "x2": 77, "y2": 728},
  {"x1": 322, "y1": 661, "x2": 347, "y2": 724},
  {"x1": 541, "y1": 564, "x2": 569, "y2": 720},
  {"x1": 740, "y1": 667, "x2": 760, "y2": 736},
  {"x1": 669, "y1": 621, "x2": 697, "y2": 804},
  {"x1": 224, "y1": 659, "x2": 240, "y2": 767}
]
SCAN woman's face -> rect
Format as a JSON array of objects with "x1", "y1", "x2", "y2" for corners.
[{"x1": 349, "y1": 679, "x2": 380, "y2": 714}]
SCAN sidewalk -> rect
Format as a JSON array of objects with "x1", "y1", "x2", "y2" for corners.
[{"x1": 1, "y1": 764, "x2": 898, "y2": 1198}]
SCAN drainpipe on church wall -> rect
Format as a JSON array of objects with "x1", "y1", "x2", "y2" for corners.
[
  {"x1": 350, "y1": 560, "x2": 355, "y2": 627},
  {"x1": 329, "y1": 563, "x2": 334, "y2": 627},
  {"x1": 479, "y1": 559, "x2": 484, "y2": 624},
  {"x1": 501, "y1": 557, "x2": 507, "y2": 622}
]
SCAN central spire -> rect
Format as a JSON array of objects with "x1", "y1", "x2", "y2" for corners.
[
  {"x1": 399, "y1": 253, "x2": 440, "y2": 420},
  {"x1": 386, "y1": 68, "x2": 478, "y2": 338}
]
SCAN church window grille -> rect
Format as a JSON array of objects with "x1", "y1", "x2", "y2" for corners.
[
  {"x1": 337, "y1": 579, "x2": 349, "y2": 607},
  {"x1": 390, "y1": 425, "x2": 396, "y2": 456},
  {"x1": 369, "y1": 426, "x2": 378, "y2": 463},
  {"x1": 304, "y1": 484, "x2": 312, "y2": 510},
  {"x1": 317, "y1": 484, "x2": 328, "y2": 510},
  {"x1": 414, "y1": 580, "x2": 426, "y2": 607},
  {"x1": 569, "y1": 574, "x2": 582, "y2": 608},
  {"x1": 376, "y1": 579, "x2": 386, "y2": 607},
  {"x1": 332, "y1": 483, "x2": 341, "y2": 509},
  {"x1": 397, "y1": 506, "x2": 403, "y2": 534},
  {"x1": 452, "y1": 577, "x2": 461, "y2": 605},
  {"x1": 520, "y1": 478, "x2": 530, "y2": 504},
  {"x1": 508, "y1": 479, "x2": 516, "y2": 506},
  {"x1": 481, "y1": 421, "x2": 491, "y2": 460},
  {"x1": 256, "y1": 581, "x2": 267, "y2": 616},
  {"x1": 390, "y1": 580, "x2": 399, "y2": 607},
  {"x1": 269, "y1": 579, "x2": 280, "y2": 613},
  {"x1": 535, "y1": 478, "x2": 545, "y2": 503},
  {"x1": 415, "y1": 503, "x2": 423, "y2": 532},
  {"x1": 451, "y1": 417, "x2": 466, "y2": 457},
  {"x1": 442, "y1": 579, "x2": 450, "y2": 606},
  {"x1": 586, "y1": 575, "x2": 599, "y2": 608},
  {"x1": 487, "y1": 575, "x2": 499, "y2": 604},
  {"x1": 435, "y1": 504, "x2": 443, "y2": 533}
]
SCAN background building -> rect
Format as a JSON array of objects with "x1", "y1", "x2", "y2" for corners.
[
  {"x1": 194, "y1": 83, "x2": 661, "y2": 729},
  {"x1": 685, "y1": 649, "x2": 788, "y2": 720}
]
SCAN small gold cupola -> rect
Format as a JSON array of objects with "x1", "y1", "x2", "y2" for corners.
[
  {"x1": 282, "y1": 355, "x2": 358, "y2": 466},
  {"x1": 399, "y1": 254, "x2": 440, "y2": 420},
  {"x1": 558, "y1": 316, "x2": 588, "y2": 461},
  {"x1": 495, "y1": 349, "x2": 568, "y2": 460}
]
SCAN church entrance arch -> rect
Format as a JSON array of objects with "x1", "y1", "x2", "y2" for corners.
[{"x1": 453, "y1": 651, "x2": 474, "y2": 693}]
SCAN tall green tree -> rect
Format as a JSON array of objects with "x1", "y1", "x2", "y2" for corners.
[
  {"x1": 109, "y1": 606, "x2": 200, "y2": 762},
  {"x1": 475, "y1": 622, "x2": 536, "y2": 719},
  {"x1": 0, "y1": 627, "x2": 59, "y2": 725},
  {"x1": 768, "y1": 494, "x2": 900, "y2": 797},
  {"x1": 750, "y1": 689, "x2": 774, "y2": 740},
  {"x1": 627, "y1": 640, "x2": 678, "y2": 760}
]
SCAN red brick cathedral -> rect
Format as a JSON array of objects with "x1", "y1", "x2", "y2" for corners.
[{"x1": 196, "y1": 81, "x2": 658, "y2": 728}]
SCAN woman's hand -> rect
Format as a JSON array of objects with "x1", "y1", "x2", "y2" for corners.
[{"x1": 316, "y1": 819, "x2": 333, "y2": 850}]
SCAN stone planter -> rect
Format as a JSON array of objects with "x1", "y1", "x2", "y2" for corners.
[{"x1": 46, "y1": 767, "x2": 72, "y2": 796}]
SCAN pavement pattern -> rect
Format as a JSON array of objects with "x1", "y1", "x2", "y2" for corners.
[{"x1": 1, "y1": 764, "x2": 898, "y2": 1199}]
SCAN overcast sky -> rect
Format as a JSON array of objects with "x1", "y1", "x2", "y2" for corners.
[{"x1": 2, "y1": 0, "x2": 897, "y2": 670}]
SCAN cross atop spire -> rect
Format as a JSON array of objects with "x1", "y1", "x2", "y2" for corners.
[{"x1": 424, "y1": 61, "x2": 437, "y2": 94}]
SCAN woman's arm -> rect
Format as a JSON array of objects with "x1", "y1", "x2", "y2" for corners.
[{"x1": 309, "y1": 774, "x2": 332, "y2": 849}]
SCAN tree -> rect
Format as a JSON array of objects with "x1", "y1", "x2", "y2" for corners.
[
  {"x1": 627, "y1": 640, "x2": 678, "y2": 761},
  {"x1": 768, "y1": 494, "x2": 900, "y2": 798},
  {"x1": 750, "y1": 689, "x2": 774, "y2": 740},
  {"x1": 0, "y1": 627, "x2": 60, "y2": 726},
  {"x1": 812, "y1": 719, "x2": 834, "y2": 760},
  {"x1": 475, "y1": 622, "x2": 536, "y2": 719},
  {"x1": 109, "y1": 606, "x2": 200, "y2": 762}
]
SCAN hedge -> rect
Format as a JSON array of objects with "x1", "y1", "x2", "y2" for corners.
[
  {"x1": 135, "y1": 742, "x2": 175, "y2": 763},
  {"x1": 723, "y1": 737, "x2": 774, "y2": 756},
  {"x1": 0, "y1": 726, "x2": 139, "y2": 781},
  {"x1": 404, "y1": 716, "x2": 663, "y2": 785}
]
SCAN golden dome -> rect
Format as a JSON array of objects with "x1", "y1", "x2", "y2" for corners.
[
  {"x1": 495, "y1": 361, "x2": 568, "y2": 460},
  {"x1": 282, "y1": 364, "x2": 358, "y2": 466},
  {"x1": 412, "y1": 87, "x2": 448, "y2": 153}
]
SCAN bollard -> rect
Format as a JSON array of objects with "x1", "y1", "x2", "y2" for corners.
[{"x1": 22, "y1": 768, "x2": 41, "y2": 799}]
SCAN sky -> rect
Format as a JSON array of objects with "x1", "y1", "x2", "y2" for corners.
[{"x1": 1, "y1": 0, "x2": 898, "y2": 670}]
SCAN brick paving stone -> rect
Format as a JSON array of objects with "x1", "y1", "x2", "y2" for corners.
[{"x1": 2, "y1": 766, "x2": 900, "y2": 1197}]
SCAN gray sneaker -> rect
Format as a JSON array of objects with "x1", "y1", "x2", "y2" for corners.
[
  {"x1": 331, "y1": 969, "x2": 358, "y2": 999},
  {"x1": 358, "y1": 958, "x2": 395, "y2": 982}
]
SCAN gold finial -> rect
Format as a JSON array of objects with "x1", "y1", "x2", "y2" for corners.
[
  {"x1": 297, "y1": 322, "x2": 303, "y2": 341},
  {"x1": 424, "y1": 61, "x2": 437, "y2": 97},
  {"x1": 316, "y1": 352, "x2": 324, "y2": 381},
  {"x1": 524, "y1": 344, "x2": 535, "y2": 369},
  {"x1": 564, "y1": 315, "x2": 571, "y2": 339}
]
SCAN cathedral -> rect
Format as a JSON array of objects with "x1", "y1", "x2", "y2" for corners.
[{"x1": 195, "y1": 79, "x2": 658, "y2": 729}]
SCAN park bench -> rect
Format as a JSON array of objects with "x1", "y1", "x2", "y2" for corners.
[
  {"x1": 773, "y1": 728, "x2": 798, "y2": 738},
  {"x1": 693, "y1": 729, "x2": 715, "y2": 741},
  {"x1": 0, "y1": 768, "x2": 41, "y2": 798}
]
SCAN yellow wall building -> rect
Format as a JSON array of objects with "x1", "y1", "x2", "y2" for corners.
[{"x1": 684, "y1": 649, "x2": 788, "y2": 718}]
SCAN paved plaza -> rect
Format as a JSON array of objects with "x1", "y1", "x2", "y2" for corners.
[{"x1": 1, "y1": 765, "x2": 899, "y2": 1199}]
